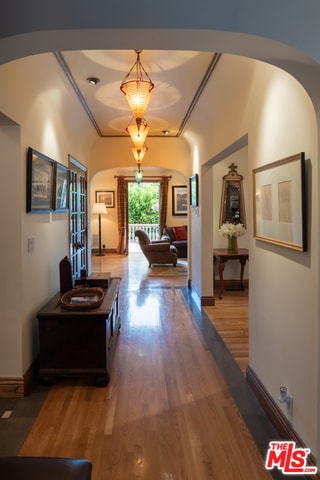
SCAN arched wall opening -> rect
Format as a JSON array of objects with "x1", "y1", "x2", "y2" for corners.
[{"x1": 1, "y1": 15, "x2": 320, "y2": 461}]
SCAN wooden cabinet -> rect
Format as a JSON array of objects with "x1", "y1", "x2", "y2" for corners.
[{"x1": 37, "y1": 278, "x2": 120, "y2": 386}]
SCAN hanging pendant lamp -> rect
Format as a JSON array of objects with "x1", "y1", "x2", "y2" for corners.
[
  {"x1": 120, "y1": 50, "x2": 154, "y2": 120},
  {"x1": 126, "y1": 118, "x2": 149, "y2": 149},
  {"x1": 131, "y1": 144, "x2": 148, "y2": 163},
  {"x1": 134, "y1": 163, "x2": 144, "y2": 183}
]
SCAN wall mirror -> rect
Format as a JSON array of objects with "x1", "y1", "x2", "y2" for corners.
[{"x1": 219, "y1": 162, "x2": 246, "y2": 227}]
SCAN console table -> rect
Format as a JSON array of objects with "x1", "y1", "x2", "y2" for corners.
[
  {"x1": 37, "y1": 278, "x2": 121, "y2": 386},
  {"x1": 213, "y1": 248, "x2": 249, "y2": 299}
]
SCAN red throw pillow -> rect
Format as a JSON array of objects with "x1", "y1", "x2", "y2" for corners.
[{"x1": 173, "y1": 226, "x2": 187, "y2": 241}]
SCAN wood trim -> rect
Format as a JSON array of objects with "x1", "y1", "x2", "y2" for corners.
[
  {"x1": 214, "y1": 279, "x2": 249, "y2": 291},
  {"x1": 0, "y1": 358, "x2": 39, "y2": 397},
  {"x1": 246, "y1": 365, "x2": 319, "y2": 477},
  {"x1": 0, "y1": 377, "x2": 24, "y2": 397},
  {"x1": 201, "y1": 296, "x2": 215, "y2": 306},
  {"x1": 187, "y1": 280, "x2": 215, "y2": 306}
]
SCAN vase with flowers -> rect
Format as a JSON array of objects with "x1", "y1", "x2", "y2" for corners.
[{"x1": 218, "y1": 222, "x2": 246, "y2": 253}]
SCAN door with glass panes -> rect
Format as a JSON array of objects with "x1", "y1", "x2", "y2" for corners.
[{"x1": 68, "y1": 156, "x2": 88, "y2": 279}]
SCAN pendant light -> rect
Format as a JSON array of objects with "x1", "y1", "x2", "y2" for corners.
[
  {"x1": 120, "y1": 50, "x2": 154, "y2": 120},
  {"x1": 126, "y1": 118, "x2": 149, "y2": 149}
]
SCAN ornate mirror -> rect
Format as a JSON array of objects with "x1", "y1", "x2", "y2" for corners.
[{"x1": 219, "y1": 163, "x2": 246, "y2": 227}]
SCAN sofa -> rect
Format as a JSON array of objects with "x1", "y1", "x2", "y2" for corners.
[{"x1": 162, "y1": 226, "x2": 188, "y2": 258}]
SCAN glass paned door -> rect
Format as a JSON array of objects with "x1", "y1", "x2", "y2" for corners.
[{"x1": 68, "y1": 156, "x2": 88, "y2": 279}]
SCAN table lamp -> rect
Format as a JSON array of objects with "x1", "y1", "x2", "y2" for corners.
[{"x1": 92, "y1": 202, "x2": 108, "y2": 256}]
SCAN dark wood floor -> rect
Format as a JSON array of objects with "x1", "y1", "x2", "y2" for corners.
[{"x1": 17, "y1": 253, "x2": 276, "y2": 479}]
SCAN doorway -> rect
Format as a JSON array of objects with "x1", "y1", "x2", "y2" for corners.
[{"x1": 128, "y1": 181, "x2": 160, "y2": 253}]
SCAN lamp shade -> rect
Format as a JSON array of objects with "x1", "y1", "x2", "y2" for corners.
[
  {"x1": 131, "y1": 145, "x2": 148, "y2": 162},
  {"x1": 92, "y1": 202, "x2": 108, "y2": 215},
  {"x1": 120, "y1": 50, "x2": 154, "y2": 120},
  {"x1": 126, "y1": 120, "x2": 149, "y2": 149},
  {"x1": 134, "y1": 168, "x2": 144, "y2": 183}
]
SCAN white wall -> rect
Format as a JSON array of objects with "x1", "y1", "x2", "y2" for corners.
[
  {"x1": 90, "y1": 167, "x2": 188, "y2": 251},
  {"x1": 184, "y1": 54, "x2": 319, "y2": 455},
  {"x1": 0, "y1": 54, "x2": 96, "y2": 377}
]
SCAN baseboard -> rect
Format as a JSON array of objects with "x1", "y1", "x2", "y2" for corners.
[
  {"x1": 246, "y1": 365, "x2": 319, "y2": 477},
  {"x1": 0, "y1": 377, "x2": 24, "y2": 397},
  {"x1": 0, "y1": 358, "x2": 39, "y2": 397},
  {"x1": 214, "y1": 279, "x2": 249, "y2": 291},
  {"x1": 201, "y1": 296, "x2": 215, "y2": 306},
  {"x1": 91, "y1": 248, "x2": 117, "y2": 254},
  {"x1": 188, "y1": 280, "x2": 214, "y2": 306}
]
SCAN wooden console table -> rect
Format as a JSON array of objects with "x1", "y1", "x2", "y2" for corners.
[
  {"x1": 213, "y1": 248, "x2": 249, "y2": 299},
  {"x1": 37, "y1": 278, "x2": 121, "y2": 386}
]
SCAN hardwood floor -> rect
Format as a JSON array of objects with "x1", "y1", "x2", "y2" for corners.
[
  {"x1": 18, "y1": 253, "x2": 273, "y2": 479},
  {"x1": 204, "y1": 289, "x2": 248, "y2": 374}
]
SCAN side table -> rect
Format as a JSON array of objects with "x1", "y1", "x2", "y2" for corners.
[{"x1": 213, "y1": 248, "x2": 249, "y2": 299}]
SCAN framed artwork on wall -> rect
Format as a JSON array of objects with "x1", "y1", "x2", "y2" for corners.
[
  {"x1": 253, "y1": 152, "x2": 306, "y2": 251},
  {"x1": 96, "y1": 190, "x2": 115, "y2": 208},
  {"x1": 189, "y1": 173, "x2": 199, "y2": 207},
  {"x1": 172, "y1": 185, "x2": 188, "y2": 216},
  {"x1": 54, "y1": 163, "x2": 69, "y2": 211},
  {"x1": 26, "y1": 147, "x2": 55, "y2": 213}
]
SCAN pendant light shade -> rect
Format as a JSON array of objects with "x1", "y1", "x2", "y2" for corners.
[
  {"x1": 131, "y1": 144, "x2": 148, "y2": 163},
  {"x1": 134, "y1": 167, "x2": 144, "y2": 183},
  {"x1": 126, "y1": 119, "x2": 149, "y2": 149},
  {"x1": 120, "y1": 50, "x2": 154, "y2": 120}
]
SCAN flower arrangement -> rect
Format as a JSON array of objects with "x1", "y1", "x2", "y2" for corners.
[{"x1": 218, "y1": 222, "x2": 246, "y2": 238}]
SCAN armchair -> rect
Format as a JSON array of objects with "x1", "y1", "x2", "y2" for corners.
[{"x1": 135, "y1": 229, "x2": 178, "y2": 267}]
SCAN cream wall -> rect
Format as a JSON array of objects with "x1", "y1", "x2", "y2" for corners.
[
  {"x1": 90, "y1": 167, "x2": 188, "y2": 251},
  {"x1": 0, "y1": 23, "x2": 320, "y2": 463},
  {"x1": 184, "y1": 54, "x2": 319, "y2": 455},
  {"x1": 0, "y1": 54, "x2": 96, "y2": 377}
]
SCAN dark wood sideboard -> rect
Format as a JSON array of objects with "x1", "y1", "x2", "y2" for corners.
[{"x1": 37, "y1": 278, "x2": 121, "y2": 387}]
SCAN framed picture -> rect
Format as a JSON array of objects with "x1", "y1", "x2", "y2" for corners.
[
  {"x1": 54, "y1": 163, "x2": 69, "y2": 211},
  {"x1": 26, "y1": 147, "x2": 55, "y2": 212},
  {"x1": 253, "y1": 152, "x2": 306, "y2": 251},
  {"x1": 172, "y1": 185, "x2": 188, "y2": 216},
  {"x1": 96, "y1": 190, "x2": 115, "y2": 208},
  {"x1": 189, "y1": 173, "x2": 199, "y2": 207}
]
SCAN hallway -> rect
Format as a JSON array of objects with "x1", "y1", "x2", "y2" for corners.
[{"x1": 10, "y1": 253, "x2": 281, "y2": 478}]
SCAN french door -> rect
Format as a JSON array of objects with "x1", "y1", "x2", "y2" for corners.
[{"x1": 68, "y1": 155, "x2": 88, "y2": 279}]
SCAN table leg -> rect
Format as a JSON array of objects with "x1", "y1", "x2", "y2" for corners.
[
  {"x1": 239, "y1": 258, "x2": 247, "y2": 290},
  {"x1": 218, "y1": 261, "x2": 225, "y2": 299}
]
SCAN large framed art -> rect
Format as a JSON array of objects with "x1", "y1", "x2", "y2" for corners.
[
  {"x1": 253, "y1": 152, "x2": 306, "y2": 251},
  {"x1": 172, "y1": 185, "x2": 188, "y2": 216},
  {"x1": 26, "y1": 148, "x2": 55, "y2": 212}
]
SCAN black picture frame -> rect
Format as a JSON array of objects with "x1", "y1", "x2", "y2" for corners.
[
  {"x1": 26, "y1": 147, "x2": 55, "y2": 213},
  {"x1": 96, "y1": 190, "x2": 115, "y2": 208},
  {"x1": 54, "y1": 162, "x2": 70, "y2": 211},
  {"x1": 172, "y1": 185, "x2": 188, "y2": 216},
  {"x1": 189, "y1": 173, "x2": 199, "y2": 207}
]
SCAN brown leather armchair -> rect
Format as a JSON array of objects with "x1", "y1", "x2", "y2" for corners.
[
  {"x1": 0, "y1": 456, "x2": 92, "y2": 480},
  {"x1": 135, "y1": 229, "x2": 178, "y2": 267}
]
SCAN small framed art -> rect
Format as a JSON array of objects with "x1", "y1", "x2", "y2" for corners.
[
  {"x1": 26, "y1": 147, "x2": 55, "y2": 213},
  {"x1": 172, "y1": 185, "x2": 188, "y2": 216},
  {"x1": 189, "y1": 173, "x2": 199, "y2": 207},
  {"x1": 54, "y1": 163, "x2": 69, "y2": 211},
  {"x1": 96, "y1": 190, "x2": 115, "y2": 208}
]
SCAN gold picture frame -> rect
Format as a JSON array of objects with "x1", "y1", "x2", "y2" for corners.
[{"x1": 253, "y1": 152, "x2": 306, "y2": 251}]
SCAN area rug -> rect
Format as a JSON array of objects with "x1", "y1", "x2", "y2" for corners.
[{"x1": 147, "y1": 261, "x2": 188, "y2": 276}]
